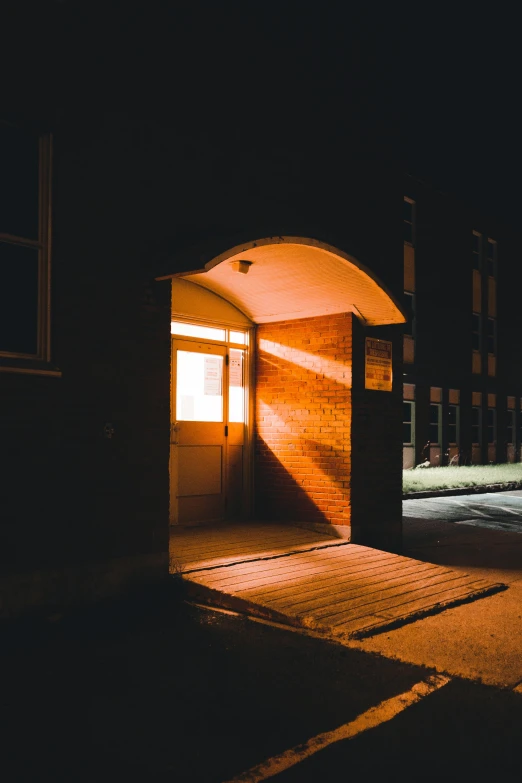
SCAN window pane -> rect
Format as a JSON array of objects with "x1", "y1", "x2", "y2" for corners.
[
  {"x1": 429, "y1": 404, "x2": 440, "y2": 443},
  {"x1": 171, "y1": 321, "x2": 225, "y2": 340},
  {"x1": 404, "y1": 221, "x2": 412, "y2": 244},
  {"x1": 507, "y1": 411, "x2": 514, "y2": 444},
  {"x1": 472, "y1": 406, "x2": 481, "y2": 444},
  {"x1": 403, "y1": 422, "x2": 412, "y2": 444},
  {"x1": 0, "y1": 241, "x2": 38, "y2": 355},
  {"x1": 403, "y1": 199, "x2": 413, "y2": 223},
  {"x1": 0, "y1": 123, "x2": 39, "y2": 239},
  {"x1": 487, "y1": 241, "x2": 496, "y2": 276},
  {"x1": 229, "y1": 348, "x2": 245, "y2": 423},
  {"x1": 176, "y1": 350, "x2": 223, "y2": 422},
  {"x1": 448, "y1": 404, "x2": 458, "y2": 444},
  {"x1": 472, "y1": 314, "x2": 481, "y2": 351},
  {"x1": 229, "y1": 330, "x2": 247, "y2": 344},
  {"x1": 404, "y1": 293, "x2": 414, "y2": 336},
  {"x1": 403, "y1": 402, "x2": 412, "y2": 423},
  {"x1": 487, "y1": 408, "x2": 496, "y2": 443},
  {"x1": 487, "y1": 319, "x2": 496, "y2": 354}
]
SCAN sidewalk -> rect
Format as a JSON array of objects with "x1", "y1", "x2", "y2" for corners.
[
  {"x1": 403, "y1": 480, "x2": 522, "y2": 500},
  {"x1": 348, "y1": 491, "x2": 522, "y2": 688}
]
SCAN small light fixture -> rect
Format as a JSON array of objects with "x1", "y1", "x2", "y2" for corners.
[{"x1": 231, "y1": 259, "x2": 253, "y2": 275}]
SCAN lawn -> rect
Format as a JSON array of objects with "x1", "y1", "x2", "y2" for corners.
[{"x1": 403, "y1": 463, "x2": 522, "y2": 494}]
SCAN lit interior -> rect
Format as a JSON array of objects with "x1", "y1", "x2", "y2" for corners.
[
  {"x1": 229, "y1": 330, "x2": 247, "y2": 344},
  {"x1": 171, "y1": 321, "x2": 226, "y2": 341},
  {"x1": 176, "y1": 350, "x2": 223, "y2": 422},
  {"x1": 229, "y1": 348, "x2": 245, "y2": 423}
]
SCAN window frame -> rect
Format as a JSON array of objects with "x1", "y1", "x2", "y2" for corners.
[
  {"x1": 0, "y1": 125, "x2": 54, "y2": 371},
  {"x1": 486, "y1": 238, "x2": 497, "y2": 278},
  {"x1": 471, "y1": 406, "x2": 482, "y2": 446},
  {"x1": 403, "y1": 400, "x2": 414, "y2": 446},
  {"x1": 487, "y1": 317, "x2": 497, "y2": 356},
  {"x1": 471, "y1": 312, "x2": 482, "y2": 353},
  {"x1": 403, "y1": 290, "x2": 416, "y2": 339},
  {"x1": 447, "y1": 403, "x2": 460, "y2": 446},
  {"x1": 507, "y1": 409, "x2": 515, "y2": 446},
  {"x1": 487, "y1": 407, "x2": 496, "y2": 445},
  {"x1": 429, "y1": 402, "x2": 442, "y2": 445},
  {"x1": 404, "y1": 197, "x2": 415, "y2": 246}
]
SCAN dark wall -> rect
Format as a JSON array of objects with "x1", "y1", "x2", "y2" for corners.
[
  {"x1": 351, "y1": 318, "x2": 403, "y2": 553},
  {"x1": 1, "y1": 108, "x2": 406, "y2": 615}
]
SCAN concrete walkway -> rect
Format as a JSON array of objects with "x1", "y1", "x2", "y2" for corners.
[
  {"x1": 171, "y1": 523, "x2": 506, "y2": 641},
  {"x1": 348, "y1": 491, "x2": 522, "y2": 688}
]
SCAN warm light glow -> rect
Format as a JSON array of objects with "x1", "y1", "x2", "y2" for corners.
[
  {"x1": 171, "y1": 321, "x2": 226, "y2": 340},
  {"x1": 259, "y1": 339, "x2": 352, "y2": 387},
  {"x1": 229, "y1": 348, "x2": 245, "y2": 423},
  {"x1": 257, "y1": 335, "x2": 352, "y2": 524},
  {"x1": 176, "y1": 350, "x2": 223, "y2": 421},
  {"x1": 229, "y1": 330, "x2": 247, "y2": 345},
  {"x1": 230, "y1": 259, "x2": 253, "y2": 274}
]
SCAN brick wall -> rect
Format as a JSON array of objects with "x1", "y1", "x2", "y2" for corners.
[{"x1": 255, "y1": 313, "x2": 353, "y2": 532}]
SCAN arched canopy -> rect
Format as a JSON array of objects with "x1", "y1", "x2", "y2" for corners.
[{"x1": 159, "y1": 236, "x2": 406, "y2": 326}]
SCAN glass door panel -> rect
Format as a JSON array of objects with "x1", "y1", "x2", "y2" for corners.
[
  {"x1": 176, "y1": 350, "x2": 223, "y2": 422},
  {"x1": 228, "y1": 348, "x2": 245, "y2": 423}
]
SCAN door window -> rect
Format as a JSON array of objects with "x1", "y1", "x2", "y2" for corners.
[
  {"x1": 229, "y1": 348, "x2": 245, "y2": 423},
  {"x1": 176, "y1": 350, "x2": 223, "y2": 421}
]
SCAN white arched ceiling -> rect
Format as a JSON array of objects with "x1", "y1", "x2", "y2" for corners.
[{"x1": 165, "y1": 236, "x2": 406, "y2": 326}]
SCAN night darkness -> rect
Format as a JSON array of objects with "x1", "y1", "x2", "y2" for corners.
[{"x1": 4, "y1": 2, "x2": 522, "y2": 224}]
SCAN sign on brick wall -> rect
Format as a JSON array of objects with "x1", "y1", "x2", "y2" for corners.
[{"x1": 365, "y1": 338, "x2": 392, "y2": 392}]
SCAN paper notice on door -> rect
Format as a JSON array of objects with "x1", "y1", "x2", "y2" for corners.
[
  {"x1": 204, "y1": 356, "x2": 222, "y2": 396},
  {"x1": 229, "y1": 349, "x2": 243, "y2": 387}
]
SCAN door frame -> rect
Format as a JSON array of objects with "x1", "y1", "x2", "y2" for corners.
[{"x1": 169, "y1": 319, "x2": 255, "y2": 526}]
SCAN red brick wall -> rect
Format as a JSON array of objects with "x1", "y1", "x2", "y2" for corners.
[{"x1": 255, "y1": 313, "x2": 353, "y2": 528}]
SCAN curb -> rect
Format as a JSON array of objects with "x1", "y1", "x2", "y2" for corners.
[{"x1": 403, "y1": 481, "x2": 522, "y2": 500}]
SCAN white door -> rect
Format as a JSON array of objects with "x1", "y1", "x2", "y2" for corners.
[{"x1": 170, "y1": 338, "x2": 246, "y2": 524}]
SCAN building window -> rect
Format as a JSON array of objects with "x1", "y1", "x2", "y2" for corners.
[
  {"x1": 487, "y1": 239, "x2": 497, "y2": 278},
  {"x1": 448, "y1": 404, "x2": 459, "y2": 445},
  {"x1": 403, "y1": 400, "x2": 414, "y2": 445},
  {"x1": 472, "y1": 406, "x2": 482, "y2": 445},
  {"x1": 472, "y1": 231, "x2": 482, "y2": 270},
  {"x1": 487, "y1": 317, "x2": 496, "y2": 355},
  {"x1": 429, "y1": 403, "x2": 441, "y2": 445},
  {"x1": 404, "y1": 291, "x2": 415, "y2": 338},
  {"x1": 404, "y1": 197, "x2": 415, "y2": 245},
  {"x1": 507, "y1": 409, "x2": 515, "y2": 445},
  {"x1": 487, "y1": 408, "x2": 496, "y2": 444},
  {"x1": 472, "y1": 313, "x2": 482, "y2": 352},
  {"x1": 0, "y1": 121, "x2": 52, "y2": 361}
]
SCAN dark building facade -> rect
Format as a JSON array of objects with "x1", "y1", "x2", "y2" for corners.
[
  {"x1": 3, "y1": 106, "x2": 519, "y2": 621},
  {"x1": 402, "y1": 176, "x2": 522, "y2": 469},
  {"x1": 0, "y1": 110, "x2": 409, "y2": 618}
]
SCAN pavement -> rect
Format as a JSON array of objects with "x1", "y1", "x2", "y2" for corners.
[
  {"x1": 348, "y1": 489, "x2": 522, "y2": 688},
  {"x1": 180, "y1": 488, "x2": 522, "y2": 690},
  {"x1": 2, "y1": 487, "x2": 521, "y2": 781}
]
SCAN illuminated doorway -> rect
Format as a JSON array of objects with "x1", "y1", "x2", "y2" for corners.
[
  {"x1": 170, "y1": 320, "x2": 251, "y2": 525},
  {"x1": 162, "y1": 236, "x2": 406, "y2": 538}
]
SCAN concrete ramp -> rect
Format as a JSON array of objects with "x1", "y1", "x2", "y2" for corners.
[{"x1": 171, "y1": 523, "x2": 507, "y2": 639}]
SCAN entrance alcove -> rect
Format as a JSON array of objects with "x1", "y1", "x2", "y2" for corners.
[{"x1": 160, "y1": 236, "x2": 405, "y2": 549}]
